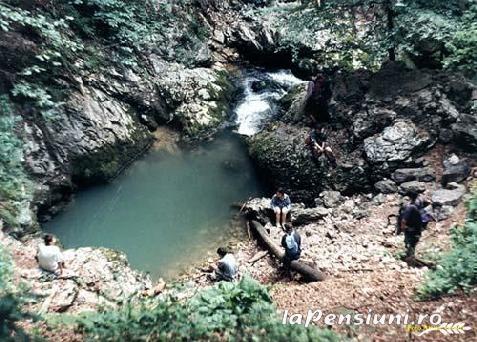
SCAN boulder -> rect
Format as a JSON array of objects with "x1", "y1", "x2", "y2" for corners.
[
  {"x1": 293, "y1": 207, "x2": 330, "y2": 225},
  {"x1": 316, "y1": 191, "x2": 343, "y2": 208},
  {"x1": 374, "y1": 179, "x2": 398, "y2": 194},
  {"x1": 452, "y1": 114, "x2": 477, "y2": 151},
  {"x1": 364, "y1": 120, "x2": 432, "y2": 163},
  {"x1": 248, "y1": 123, "x2": 372, "y2": 201},
  {"x1": 442, "y1": 155, "x2": 471, "y2": 185},
  {"x1": 431, "y1": 183, "x2": 466, "y2": 206},
  {"x1": 399, "y1": 181, "x2": 427, "y2": 194},
  {"x1": 352, "y1": 107, "x2": 396, "y2": 139},
  {"x1": 392, "y1": 167, "x2": 435, "y2": 183}
]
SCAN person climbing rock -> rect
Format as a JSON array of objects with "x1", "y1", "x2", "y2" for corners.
[
  {"x1": 305, "y1": 126, "x2": 337, "y2": 168},
  {"x1": 398, "y1": 191, "x2": 426, "y2": 259},
  {"x1": 271, "y1": 188, "x2": 292, "y2": 228},
  {"x1": 303, "y1": 73, "x2": 331, "y2": 122},
  {"x1": 212, "y1": 247, "x2": 238, "y2": 282},
  {"x1": 281, "y1": 223, "x2": 301, "y2": 268},
  {"x1": 36, "y1": 234, "x2": 65, "y2": 275}
]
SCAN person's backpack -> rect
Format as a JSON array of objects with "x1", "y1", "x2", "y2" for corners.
[{"x1": 285, "y1": 233, "x2": 299, "y2": 254}]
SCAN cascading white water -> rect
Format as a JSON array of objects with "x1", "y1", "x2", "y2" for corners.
[{"x1": 234, "y1": 70, "x2": 305, "y2": 136}]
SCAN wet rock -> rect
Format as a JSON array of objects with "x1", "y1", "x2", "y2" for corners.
[
  {"x1": 364, "y1": 120, "x2": 432, "y2": 163},
  {"x1": 442, "y1": 155, "x2": 471, "y2": 185},
  {"x1": 392, "y1": 167, "x2": 435, "y2": 184},
  {"x1": 374, "y1": 179, "x2": 398, "y2": 194},
  {"x1": 431, "y1": 183, "x2": 466, "y2": 206},
  {"x1": 399, "y1": 181, "x2": 427, "y2": 194}
]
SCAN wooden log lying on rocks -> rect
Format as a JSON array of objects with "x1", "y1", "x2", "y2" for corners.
[{"x1": 249, "y1": 221, "x2": 326, "y2": 282}]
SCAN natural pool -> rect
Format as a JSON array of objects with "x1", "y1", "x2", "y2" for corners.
[
  {"x1": 44, "y1": 132, "x2": 264, "y2": 279},
  {"x1": 44, "y1": 69, "x2": 303, "y2": 280}
]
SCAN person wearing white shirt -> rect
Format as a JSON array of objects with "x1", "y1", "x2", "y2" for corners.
[
  {"x1": 214, "y1": 247, "x2": 237, "y2": 282},
  {"x1": 36, "y1": 234, "x2": 64, "y2": 275}
]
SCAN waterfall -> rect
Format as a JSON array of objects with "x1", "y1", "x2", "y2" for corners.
[{"x1": 234, "y1": 70, "x2": 305, "y2": 136}]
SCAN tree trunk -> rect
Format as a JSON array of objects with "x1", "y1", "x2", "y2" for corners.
[
  {"x1": 386, "y1": 0, "x2": 396, "y2": 61},
  {"x1": 249, "y1": 221, "x2": 326, "y2": 282}
]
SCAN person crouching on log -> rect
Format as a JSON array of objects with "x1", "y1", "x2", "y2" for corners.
[
  {"x1": 281, "y1": 223, "x2": 301, "y2": 268},
  {"x1": 271, "y1": 188, "x2": 291, "y2": 228}
]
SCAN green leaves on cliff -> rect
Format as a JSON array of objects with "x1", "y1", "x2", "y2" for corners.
[
  {"x1": 263, "y1": 0, "x2": 477, "y2": 74},
  {"x1": 0, "y1": 96, "x2": 28, "y2": 202},
  {"x1": 418, "y1": 192, "x2": 477, "y2": 300},
  {"x1": 75, "y1": 277, "x2": 338, "y2": 341}
]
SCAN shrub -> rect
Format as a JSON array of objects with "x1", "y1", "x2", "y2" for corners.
[
  {"x1": 75, "y1": 277, "x2": 339, "y2": 341},
  {"x1": 0, "y1": 245, "x2": 34, "y2": 341},
  {"x1": 418, "y1": 193, "x2": 477, "y2": 300}
]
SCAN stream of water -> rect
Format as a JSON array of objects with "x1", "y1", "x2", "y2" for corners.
[{"x1": 44, "y1": 69, "x2": 303, "y2": 279}]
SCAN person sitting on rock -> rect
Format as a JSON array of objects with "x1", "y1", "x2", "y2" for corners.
[
  {"x1": 213, "y1": 247, "x2": 238, "y2": 282},
  {"x1": 271, "y1": 188, "x2": 292, "y2": 228},
  {"x1": 399, "y1": 191, "x2": 425, "y2": 260},
  {"x1": 281, "y1": 223, "x2": 301, "y2": 268},
  {"x1": 36, "y1": 234, "x2": 65, "y2": 275},
  {"x1": 305, "y1": 126, "x2": 337, "y2": 168}
]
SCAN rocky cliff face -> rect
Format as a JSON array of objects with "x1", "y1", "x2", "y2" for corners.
[
  {"x1": 248, "y1": 62, "x2": 477, "y2": 202},
  {"x1": 0, "y1": 2, "x2": 243, "y2": 233}
]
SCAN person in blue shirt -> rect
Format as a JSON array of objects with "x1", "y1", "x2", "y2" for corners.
[
  {"x1": 281, "y1": 223, "x2": 301, "y2": 268},
  {"x1": 271, "y1": 188, "x2": 291, "y2": 228}
]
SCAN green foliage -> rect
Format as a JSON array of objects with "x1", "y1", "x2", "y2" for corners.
[
  {"x1": 261, "y1": 0, "x2": 477, "y2": 74},
  {"x1": 74, "y1": 277, "x2": 339, "y2": 341},
  {"x1": 67, "y1": 0, "x2": 209, "y2": 65},
  {"x1": 0, "y1": 245, "x2": 34, "y2": 341},
  {"x1": 0, "y1": 96, "x2": 29, "y2": 202},
  {"x1": 418, "y1": 193, "x2": 477, "y2": 300}
]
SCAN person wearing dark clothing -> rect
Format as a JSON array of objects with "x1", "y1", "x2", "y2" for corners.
[
  {"x1": 305, "y1": 127, "x2": 337, "y2": 167},
  {"x1": 304, "y1": 73, "x2": 331, "y2": 122},
  {"x1": 281, "y1": 224, "x2": 301, "y2": 268},
  {"x1": 400, "y1": 192, "x2": 425, "y2": 258}
]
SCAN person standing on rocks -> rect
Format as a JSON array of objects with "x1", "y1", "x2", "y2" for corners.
[
  {"x1": 271, "y1": 188, "x2": 292, "y2": 228},
  {"x1": 281, "y1": 223, "x2": 301, "y2": 268},
  {"x1": 399, "y1": 192, "x2": 425, "y2": 259},
  {"x1": 36, "y1": 234, "x2": 65, "y2": 275},
  {"x1": 304, "y1": 73, "x2": 331, "y2": 123}
]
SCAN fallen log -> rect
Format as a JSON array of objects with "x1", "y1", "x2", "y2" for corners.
[
  {"x1": 248, "y1": 250, "x2": 268, "y2": 264},
  {"x1": 249, "y1": 221, "x2": 325, "y2": 282}
]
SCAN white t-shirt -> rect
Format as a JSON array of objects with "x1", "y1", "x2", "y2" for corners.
[
  {"x1": 37, "y1": 244, "x2": 63, "y2": 272},
  {"x1": 218, "y1": 254, "x2": 237, "y2": 279}
]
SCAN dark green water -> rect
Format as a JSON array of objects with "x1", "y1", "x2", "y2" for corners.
[{"x1": 44, "y1": 132, "x2": 264, "y2": 279}]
